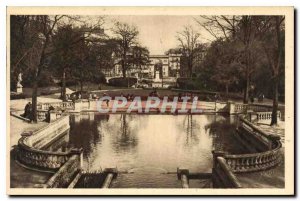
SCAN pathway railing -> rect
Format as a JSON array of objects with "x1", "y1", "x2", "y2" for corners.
[
  {"x1": 212, "y1": 155, "x2": 242, "y2": 188},
  {"x1": 222, "y1": 141, "x2": 281, "y2": 173},
  {"x1": 17, "y1": 115, "x2": 83, "y2": 171},
  {"x1": 231, "y1": 103, "x2": 273, "y2": 114},
  {"x1": 213, "y1": 116, "x2": 282, "y2": 174},
  {"x1": 230, "y1": 102, "x2": 284, "y2": 120},
  {"x1": 253, "y1": 111, "x2": 281, "y2": 122},
  {"x1": 37, "y1": 101, "x2": 75, "y2": 110},
  {"x1": 44, "y1": 154, "x2": 81, "y2": 188},
  {"x1": 237, "y1": 116, "x2": 281, "y2": 150}
]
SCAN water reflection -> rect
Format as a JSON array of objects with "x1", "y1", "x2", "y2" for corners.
[
  {"x1": 204, "y1": 115, "x2": 246, "y2": 154},
  {"x1": 63, "y1": 113, "x2": 242, "y2": 173}
]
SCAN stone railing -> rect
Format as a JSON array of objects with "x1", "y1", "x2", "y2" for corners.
[
  {"x1": 228, "y1": 102, "x2": 273, "y2": 114},
  {"x1": 17, "y1": 115, "x2": 83, "y2": 171},
  {"x1": 247, "y1": 104, "x2": 272, "y2": 112},
  {"x1": 36, "y1": 109, "x2": 63, "y2": 122},
  {"x1": 17, "y1": 141, "x2": 82, "y2": 171},
  {"x1": 249, "y1": 111, "x2": 282, "y2": 122},
  {"x1": 237, "y1": 116, "x2": 281, "y2": 151},
  {"x1": 212, "y1": 154, "x2": 242, "y2": 188},
  {"x1": 233, "y1": 103, "x2": 248, "y2": 114},
  {"x1": 72, "y1": 168, "x2": 118, "y2": 188},
  {"x1": 37, "y1": 99, "x2": 98, "y2": 113},
  {"x1": 211, "y1": 111, "x2": 282, "y2": 188},
  {"x1": 223, "y1": 142, "x2": 282, "y2": 173},
  {"x1": 37, "y1": 109, "x2": 48, "y2": 121},
  {"x1": 213, "y1": 116, "x2": 282, "y2": 174},
  {"x1": 37, "y1": 101, "x2": 75, "y2": 111},
  {"x1": 43, "y1": 154, "x2": 82, "y2": 188},
  {"x1": 23, "y1": 115, "x2": 70, "y2": 149}
]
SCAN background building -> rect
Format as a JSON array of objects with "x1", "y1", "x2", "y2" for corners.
[{"x1": 103, "y1": 53, "x2": 181, "y2": 81}]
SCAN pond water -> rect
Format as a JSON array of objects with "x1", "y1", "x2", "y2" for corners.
[{"x1": 48, "y1": 113, "x2": 245, "y2": 188}]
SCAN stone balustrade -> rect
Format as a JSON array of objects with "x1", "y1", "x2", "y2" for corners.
[
  {"x1": 37, "y1": 109, "x2": 63, "y2": 122},
  {"x1": 212, "y1": 155, "x2": 242, "y2": 188},
  {"x1": 37, "y1": 109, "x2": 48, "y2": 121},
  {"x1": 228, "y1": 102, "x2": 276, "y2": 114},
  {"x1": 237, "y1": 117, "x2": 281, "y2": 151},
  {"x1": 213, "y1": 116, "x2": 282, "y2": 175},
  {"x1": 17, "y1": 115, "x2": 82, "y2": 171},
  {"x1": 255, "y1": 111, "x2": 281, "y2": 121},
  {"x1": 44, "y1": 154, "x2": 82, "y2": 188},
  {"x1": 24, "y1": 115, "x2": 70, "y2": 149},
  {"x1": 247, "y1": 104, "x2": 272, "y2": 112},
  {"x1": 37, "y1": 101, "x2": 75, "y2": 111},
  {"x1": 223, "y1": 141, "x2": 281, "y2": 173},
  {"x1": 212, "y1": 108, "x2": 283, "y2": 188}
]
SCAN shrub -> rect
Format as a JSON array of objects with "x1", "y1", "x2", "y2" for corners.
[
  {"x1": 177, "y1": 77, "x2": 199, "y2": 90},
  {"x1": 10, "y1": 92, "x2": 26, "y2": 100},
  {"x1": 108, "y1": 77, "x2": 137, "y2": 87}
]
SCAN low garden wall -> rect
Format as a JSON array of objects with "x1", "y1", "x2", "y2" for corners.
[
  {"x1": 212, "y1": 110, "x2": 282, "y2": 188},
  {"x1": 44, "y1": 154, "x2": 81, "y2": 188},
  {"x1": 17, "y1": 115, "x2": 83, "y2": 171},
  {"x1": 212, "y1": 155, "x2": 242, "y2": 188}
]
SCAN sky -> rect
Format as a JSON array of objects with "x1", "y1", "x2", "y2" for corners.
[{"x1": 103, "y1": 15, "x2": 214, "y2": 55}]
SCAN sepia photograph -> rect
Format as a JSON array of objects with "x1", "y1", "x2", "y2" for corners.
[{"x1": 6, "y1": 6, "x2": 294, "y2": 195}]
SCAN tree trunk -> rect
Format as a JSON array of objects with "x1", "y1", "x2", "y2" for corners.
[
  {"x1": 243, "y1": 69, "x2": 250, "y2": 104},
  {"x1": 188, "y1": 57, "x2": 193, "y2": 78},
  {"x1": 225, "y1": 84, "x2": 229, "y2": 95},
  {"x1": 61, "y1": 68, "x2": 66, "y2": 101},
  {"x1": 122, "y1": 60, "x2": 126, "y2": 78},
  {"x1": 270, "y1": 16, "x2": 283, "y2": 126},
  {"x1": 271, "y1": 76, "x2": 279, "y2": 125},
  {"x1": 80, "y1": 80, "x2": 83, "y2": 92},
  {"x1": 31, "y1": 80, "x2": 38, "y2": 123}
]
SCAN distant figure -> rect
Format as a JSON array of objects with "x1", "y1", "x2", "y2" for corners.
[
  {"x1": 250, "y1": 95, "x2": 254, "y2": 103},
  {"x1": 178, "y1": 93, "x2": 182, "y2": 102},
  {"x1": 214, "y1": 93, "x2": 220, "y2": 101},
  {"x1": 46, "y1": 105, "x2": 55, "y2": 122},
  {"x1": 258, "y1": 93, "x2": 264, "y2": 102},
  {"x1": 103, "y1": 93, "x2": 110, "y2": 107},
  {"x1": 22, "y1": 102, "x2": 31, "y2": 119},
  {"x1": 92, "y1": 93, "x2": 97, "y2": 99},
  {"x1": 78, "y1": 93, "x2": 82, "y2": 99}
]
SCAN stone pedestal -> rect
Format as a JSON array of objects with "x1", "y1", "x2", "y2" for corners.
[
  {"x1": 16, "y1": 86, "x2": 23, "y2": 93},
  {"x1": 227, "y1": 101, "x2": 235, "y2": 114},
  {"x1": 154, "y1": 71, "x2": 161, "y2": 82},
  {"x1": 152, "y1": 71, "x2": 162, "y2": 88},
  {"x1": 74, "y1": 100, "x2": 82, "y2": 112}
]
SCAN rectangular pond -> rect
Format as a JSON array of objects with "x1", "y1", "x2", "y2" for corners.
[{"x1": 47, "y1": 113, "x2": 245, "y2": 188}]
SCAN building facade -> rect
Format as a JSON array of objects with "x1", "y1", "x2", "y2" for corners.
[{"x1": 104, "y1": 54, "x2": 181, "y2": 80}]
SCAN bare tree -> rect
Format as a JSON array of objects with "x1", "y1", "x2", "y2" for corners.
[
  {"x1": 112, "y1": 22, "x2": 139, "y2": 78},
  {"x1": 31, "y1": 15, "x2": 66, "y2": 122},
  {"x1": 51, "y1": 17, "x2": 106, "y2": 101},
  {"x1": 197, "y1": 15, "x2": 258, "y2": 103},
  {"x1": 196, "y1": 15, "x2": 240, "y2": 40},
  {"x1": 254, "y1": 16, "x2": 285, "y2": 125},
  {"x1": 176, "y1": 25, "x2": 200, "y2": 77}
]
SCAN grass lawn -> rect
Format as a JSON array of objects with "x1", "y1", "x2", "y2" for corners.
[
  {"x1": 68, "y1": 83, "x2": 129, "y2": 92},
  {"x1": 13, "y1": 83, "x2": 283, "y2": 106},
  {"x1": 93, "y1": 88, "x2": 179, "y2": 98}
]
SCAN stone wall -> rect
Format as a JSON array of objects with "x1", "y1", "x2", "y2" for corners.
[
  {"x1": 44, "y1": 155, "x2": 81, "y2": 188},
  {"x1": 17, "y1": 115, "x2": 80, "y2": 171}
]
